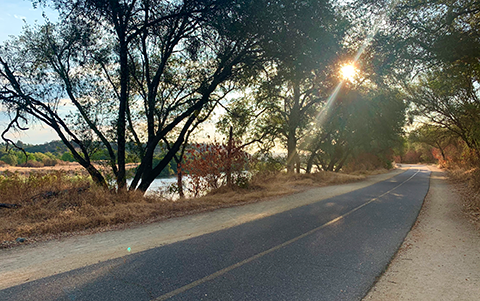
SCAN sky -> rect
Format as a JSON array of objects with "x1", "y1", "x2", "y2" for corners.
[
  {"x1": 0, "y1": 1, "x2": 222, "y2": 146},
  {"x1": 0, "y1": 0, "x2": 59, "y2": 144}
]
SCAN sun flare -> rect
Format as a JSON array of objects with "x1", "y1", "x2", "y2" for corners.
[{"x1": 340, "y1": 64, "x2": 357, "y2": 82}]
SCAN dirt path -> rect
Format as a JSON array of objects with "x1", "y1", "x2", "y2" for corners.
[
  {"x1": 364, "y1": 166, "x2": 480, "y2": 300},
  {"x1": 0, "y1": 168, "x2": 406, "y2": 290}
]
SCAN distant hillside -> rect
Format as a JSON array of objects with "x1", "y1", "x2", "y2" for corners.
[{"x1": 23, "y1": 140, "x2": 70, "y2": 154}]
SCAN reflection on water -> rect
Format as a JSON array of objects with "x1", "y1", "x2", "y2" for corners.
[
  {"x1": 127, "y1": 177, "x2": 191, "y2": 199},
  {"x1": 144, "y1": 177, "x2": 177, "y2": 192},
  {"x1": 127, "y1": 177, "x2": 176, "y2": 193}
]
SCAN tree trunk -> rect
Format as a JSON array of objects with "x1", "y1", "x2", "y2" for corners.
[
  {"x1": 435, "y1": 142, "x2": 447, "y2": 162},
  {"x1": 286, "y1": 81, "x2": 301, "y2": 173},
  {"x1": 85, "y1": 164, "x2": 109, "y2": 189},
  {"x1": 295, "y1": 153, "x2": 301, "y2": 173},
  {"x1": 117, "y1": 37, "x2": 128, "y2": 190},
  {"x1": 306, "y1": 151, "x2": 316, "y2": 174},
  {"x1": 137, "y1": 113, "x2": 198, "y2": 192},
  {"x1": 334, "y1": 152, "x2": 350, "y2": 172},
  {"x1": 177, "y1": 162, "x2": 184, "y2": 199},
  {"x1": 286, "y1": 133, "x2": 297, "y2": 173},
  {"x1": 226, "y1": 126, "x2": 233, "y2": 186}
]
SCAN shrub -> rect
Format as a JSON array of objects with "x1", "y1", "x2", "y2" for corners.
[
  {"x1": 42, "y1": 158, "x2": 58, "y2": 166},
  {"x1": 1, "y1": 153, "x2": 17, "y2": 166},
  {"x1": 251, "y1": 153, "x2": 284, "y2": 174},
  {"x1": 182, "y1": 141, "x2": 250, "y2": 197},
  {"x1": 21, "y1": 160, "x2": 44, "y2": 168}
]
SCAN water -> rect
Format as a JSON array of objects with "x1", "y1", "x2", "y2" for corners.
[
  {"x1": 145, "y1": 177, "x2": 177, "y2": 192},
  {"x1": 127, "y1": 177, "x2": 178, "y2": 195}
]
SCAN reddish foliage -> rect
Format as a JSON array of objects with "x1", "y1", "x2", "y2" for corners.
[
  {"x1": 181, "y1": 141, "x2": 250, "y2": 197},
  {"x1": 431, "y1": 141, "x2": 479, "y2": 168}
]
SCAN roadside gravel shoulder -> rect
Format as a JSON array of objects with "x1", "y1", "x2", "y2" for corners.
[
  {"x1": 0, "y1": 168, "x2": 405, "y2": 290},
  {"x1": 364, "y1": 166, "x2": 480, "y2": 301}
]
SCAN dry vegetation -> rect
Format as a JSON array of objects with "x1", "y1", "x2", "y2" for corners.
[
  {"x1": 446, "y1": 167, "x2": 480, "y2": 225},
  {"x1": 0, "y1": 162, "x2": 139, "y2": 175},
  {"x1": 0, "y1": 169, "x2": 371, "y2": 248}
]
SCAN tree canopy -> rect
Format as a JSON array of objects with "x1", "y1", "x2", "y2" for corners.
[{"x1": 2, "y1": 0, "x2": 478, "y2": 194}]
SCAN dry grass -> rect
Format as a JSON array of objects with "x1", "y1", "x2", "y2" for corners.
[
  {"x1": 0, "y1": 169, "x2": 370, "y2": 248},
  {"x1": 0, "y1": 162, "x2": 139, "y2": 176},
  {"x1": 446, "y1": 167, "x2": 480, "y2": 224}
]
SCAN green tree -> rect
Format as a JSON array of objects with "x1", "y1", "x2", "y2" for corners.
[
  {"x1": 407, "y1": 65, "x2": 480, "y2": 161},
  {"x1": 361, "y1": 0, "x2": 480, "y2": 165},
  {"x1": 1, "y1": 153, "x2": 17, "y2": 166},
  {"x1": 61, "y1": 152, "x2": 75, "y2": 162},
  {"x1": 301, "y1": 87, "x2": 406, "y2": 172},
  {"x1": 0, "y1": 0, "x2": 284, "y2": 192},
  {"x1": 256, "y1": 0, "x2": 348, "y2": 173}
]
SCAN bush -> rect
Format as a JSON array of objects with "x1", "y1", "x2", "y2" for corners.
[
  {"x1": 182, "y1": 142, "x2": 250, "y2": 197},
  {"x1": 61, "y1": 152, "x2": 75, "y2": 162},
  {"x1": 252, "y1": 153, "x2": 284, "y2": 174},
  {"x1": 42, "y1": 158, "x2": 58, "y2": 166},
  {"x1": 21, "y1": 160, "x2": 44, "y2": 168},
  {"x1": 1, "y1": 153, "x2": 17, "y2": 166}
]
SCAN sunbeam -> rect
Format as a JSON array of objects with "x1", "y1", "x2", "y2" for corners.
[{"x1": 312, "y1": 0, "x2": 401, "y2": 130}]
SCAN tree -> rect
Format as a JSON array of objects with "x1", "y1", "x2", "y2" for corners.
[
  {"x1": 254, "y1": 0, "x2": 348, "y2": 173},
  {"x1": 300, "y1": 86, "x2": 406, "y2": 172},
  {"x1": 409, "y1": 124, "x2": 458, "y2": 162},
  {"x1": 407, "y1": 65, "x2": 480, "y2": 160},
  {"x1": 0, "y1": 0, "x2": 278, "y2": 192},
  {"x1": 359, "y1": 0, "x2": 479, "y2": 165},
  {"x1": 0, "y1": 153, "x2": 17, "y2": 166}
]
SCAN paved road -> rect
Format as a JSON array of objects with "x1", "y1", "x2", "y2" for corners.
[{"x1": 0, "y1": 167, "x2": 430, "y2": 301}]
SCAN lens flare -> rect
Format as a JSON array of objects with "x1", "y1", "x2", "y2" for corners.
[{"x1": 340, "y1": 64, "x2": 357, "y2": 82}]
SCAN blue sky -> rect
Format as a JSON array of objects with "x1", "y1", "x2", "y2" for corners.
[
  {"x1": 0, "y1": 1, "x2": 219, "y2": 145},
  {"x1": 0, "y1": 0, "x2": 58, "y2": 43},
  {"x1": 0, "y1": 0, "x2": 59, "y2": 144}
]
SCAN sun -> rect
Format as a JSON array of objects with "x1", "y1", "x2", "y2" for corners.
[{"x1": 340, "y1": 64, "x2": 357, "y2": 82}]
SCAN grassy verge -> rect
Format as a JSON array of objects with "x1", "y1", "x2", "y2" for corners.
[
  {"x1": 446, "y1": 167, "x2": 480, "y2": 224},
  {"x1": 0, "y1": 169, "x2": 382, "y2": 248}
]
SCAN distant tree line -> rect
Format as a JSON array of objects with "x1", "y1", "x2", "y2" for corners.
[{"x1": 0, "y1": 140, "x2": 176, "y2": 177}]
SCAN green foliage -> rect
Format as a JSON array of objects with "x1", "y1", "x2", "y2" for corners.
[
  {"x1": 251, "y1": 153, "x2": 285, "y2": 174},
  {"x1": 407, "y1": 64, "x2": 480, "y2": 161},
  {"x1": 301, "y1": 86, "x2": 406, "y2": 172},
  {"x1": 4, "y1": 0, "x2": 325, "y2": 191},
  {"x1": 61, "y1": 152, "x2": 75, "y2": 162},
  {"x1": 0, "y1": 153, "x2": 17, "y2": 166},
  {"x1": 362, "y1": 0, "x2": 480, "y2": 166}
]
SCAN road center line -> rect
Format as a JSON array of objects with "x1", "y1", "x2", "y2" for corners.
[{"x1": 152, "y1": 169, "x2": 421, "y2": 301}]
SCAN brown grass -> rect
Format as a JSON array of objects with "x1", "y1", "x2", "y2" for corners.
[
  {"x1": 0, "y1": 162, "x2": 139, "y2": 175},
  {"x1": 0, "y1": 169, "x2": 371, "y2": 248},
  {"x1": 446, "y1": 167, "x2": 480, "y2": 224}
]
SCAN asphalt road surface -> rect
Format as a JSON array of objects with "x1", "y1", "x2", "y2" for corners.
[{"x1": 0, "y1": 167, "x2": 430, "y2": 301}]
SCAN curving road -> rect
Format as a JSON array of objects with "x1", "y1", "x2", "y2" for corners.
[{"x1": 0, "y1": 167, "x2": 430, "y2": 301}]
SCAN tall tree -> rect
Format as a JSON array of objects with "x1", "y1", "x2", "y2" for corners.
[
  {"x1": 300, "y1": 86, "x2": 406, "y2": 172},
  {"x1": 407, "y1": 65, "x2": 480, "y2": 159},
  {"x1": 0, "y1": 0, "x2": 277, "y2": 192},
  {"x1": 360, "y1": 0, "x2": 480, "y2": 163},
  {"x1": 255, "y1": 0, "x2": 348, "y2": 173}
]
